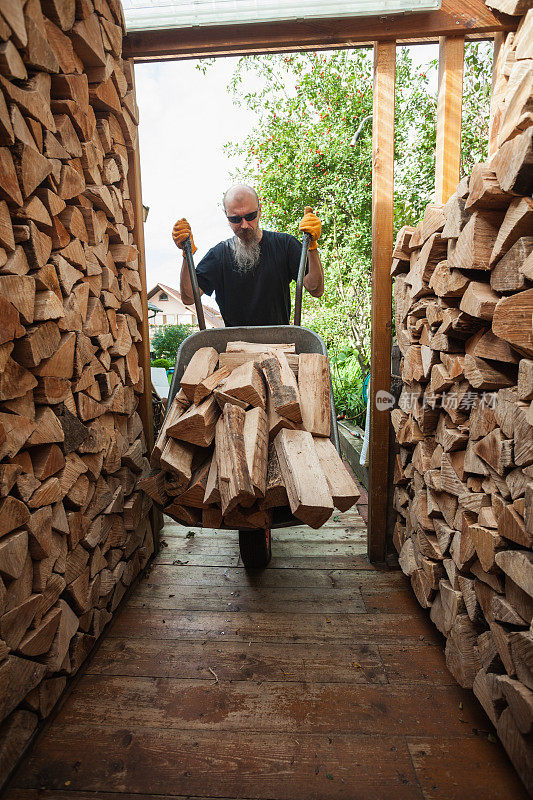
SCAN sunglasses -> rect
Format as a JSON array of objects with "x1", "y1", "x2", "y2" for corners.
[{"x1": 226, "y1": 208, "x2": 259, "y2": 224}]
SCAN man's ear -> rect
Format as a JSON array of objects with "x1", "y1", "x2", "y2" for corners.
[{"x1": 258, "y1": 202, "x2": 262, "y2": 218}]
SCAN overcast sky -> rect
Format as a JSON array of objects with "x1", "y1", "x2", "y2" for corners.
[
  {"x1": 134, "y1": 46, "x2": 439, "y2": 308},
  {"x1": 135, "y1": 57, "x2": 256, "y2": 308}
]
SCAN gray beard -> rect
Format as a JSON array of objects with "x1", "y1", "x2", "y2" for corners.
[{"x1": 233, "y1": 236, "x2": 260, "y2": 274}]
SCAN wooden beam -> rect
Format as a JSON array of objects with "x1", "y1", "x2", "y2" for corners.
[
  {"x1": 368, "y1": 40, "x2": 396, "y2": 565},
  {"x1": 124, "y1": 0, "x2": 514, "y2": 62},
  {"x1": 435, "y1": 36, "x2": 465, "y2": 205}
]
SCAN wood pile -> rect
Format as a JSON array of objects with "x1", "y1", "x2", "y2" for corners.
[
  {"x1": 393, "y1": 7, "x2": 533, "y2": 792},
  {"x1": 0, "y1": 0, "x2": 154, "y2": 783},
  {"x1": 142, "y1": 342, "x2": 360, "y2": 530}
]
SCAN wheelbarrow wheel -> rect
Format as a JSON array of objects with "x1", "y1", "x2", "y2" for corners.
[{"x1": 239, "y1": 528, "x2": 271, "y2": 570}]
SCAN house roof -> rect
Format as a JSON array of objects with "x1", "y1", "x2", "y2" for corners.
[{"x1": 147, "y1": 282, "x2": 224, "y2": 328}]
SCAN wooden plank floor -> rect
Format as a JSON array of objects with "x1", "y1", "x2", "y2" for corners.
[{"x1": 6, "y1": 508, "x2": 527, "y2": 800}]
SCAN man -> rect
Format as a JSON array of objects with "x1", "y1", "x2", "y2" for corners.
[{"x1": 171, "y1": 184, "x2": 324, "y2": 327}]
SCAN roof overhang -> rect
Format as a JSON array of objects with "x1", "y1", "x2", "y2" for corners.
[
  {"x1": 146, "y1": 284, "x2": 163, "y2": 300},
  {"x1": 124, "y1": 0, "x2": 442, "y2": 33},
  {"x1": 124, "y1": 0, "x2": 515, "y2": 62}
]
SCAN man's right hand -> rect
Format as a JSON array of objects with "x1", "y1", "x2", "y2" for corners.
[{"x1": 172, "y1": 218, "x2": 197, "y2": 254}]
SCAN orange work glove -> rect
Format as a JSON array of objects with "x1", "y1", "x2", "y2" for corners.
[
  {"x1": 298, "y1": 206, "x2": 321, "y2": 250},
  {"x1": 172, "y1": 218, "x2": 197, "y2": 254}
]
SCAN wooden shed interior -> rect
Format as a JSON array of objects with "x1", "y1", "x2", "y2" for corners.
[{"x1": 0, "y1": 0, "x2": 531, "y2": 795}]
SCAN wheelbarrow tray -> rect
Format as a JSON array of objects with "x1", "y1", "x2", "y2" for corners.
[{"x1": 167, "y1": 325, "x2": 340, "y2": 530}]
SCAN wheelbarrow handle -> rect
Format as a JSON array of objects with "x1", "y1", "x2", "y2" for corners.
[
  {"x1": 183, "y1": 237, "x2": 206, "y2": 331},
  {"x1": 293, "y1": 231, "x2": 311, "y2": 327}
]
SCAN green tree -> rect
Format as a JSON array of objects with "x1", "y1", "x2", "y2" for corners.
[
  {"x1": 461, "y1": 43, "x2": 493, "y2": 173},
  {"x1": 151, "y1": 324, "x2": 193, "y2": 361},
  {"x1": 396, "y1": 42, "x2": 492, "y2": 220},
  {"x1": 222, "y1": 43, "x2": 492, "y2": 416}
]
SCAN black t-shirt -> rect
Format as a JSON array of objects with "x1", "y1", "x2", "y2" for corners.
[{"x1": 195, "y1": 230, "x2": 303, "y2": 326}]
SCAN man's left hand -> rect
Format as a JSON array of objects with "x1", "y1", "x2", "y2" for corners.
[{"x1": 299, "y1": 206, "x2": 321, "y2": 250}]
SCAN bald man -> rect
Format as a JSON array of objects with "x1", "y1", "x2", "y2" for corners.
[{"x1": 172, "y1": 185, "x2": 324, "y2": 327}]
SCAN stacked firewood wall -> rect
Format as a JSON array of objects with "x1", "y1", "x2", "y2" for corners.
[
  {"x1": 392, "y1": 6, "x2": 533, "y2": 792},
  {"x1": 0, "y1": 0, "x2": 154, "y2": 782}
]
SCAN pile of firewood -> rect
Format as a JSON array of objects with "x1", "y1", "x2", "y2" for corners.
[
  {"x1": 0, "y1": 0, "x2": 153, "y2": 779},
  {"x1": 392, "y1": 5, "x2": 533, "y2": 791},
  {"x1": 142, "y1": 342, "x2": 360, "y2": 529}
]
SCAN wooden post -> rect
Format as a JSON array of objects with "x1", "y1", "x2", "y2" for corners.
[
  {"x1": 127, "y1": 60, "x2": 163, "y2": 545},
  {"x1": 435, "y1": 36, "x2": 465, "y2": 205},
  {"x1": 127, "y1": 60, "x2": 154, "y2": 454},
  {"x1": 488, "y1": 32, "x2": 505, "y2": 157},
  {"x1": 368, "y1": 41, "x2": 395, "y2": 564}
]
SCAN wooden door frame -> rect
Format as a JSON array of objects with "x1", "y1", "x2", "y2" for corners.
[{"x1": 126, "y1": 11, "x2": 508, "y2": 563}]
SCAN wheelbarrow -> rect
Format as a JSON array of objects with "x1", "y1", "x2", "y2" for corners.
[{"x1": 166, "y1": 232, "x2": 341, "y2": 568}]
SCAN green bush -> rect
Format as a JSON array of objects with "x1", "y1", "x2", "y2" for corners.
[
  {"x1": 327, "y1": 345, "x2": 367, "y2": 425},
  {"x1": 151, "y1": 357, "x2": 172, "y2": 369},
  {"x1": 151, "y1": 324, "x2": 193, "y2": 361}
]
